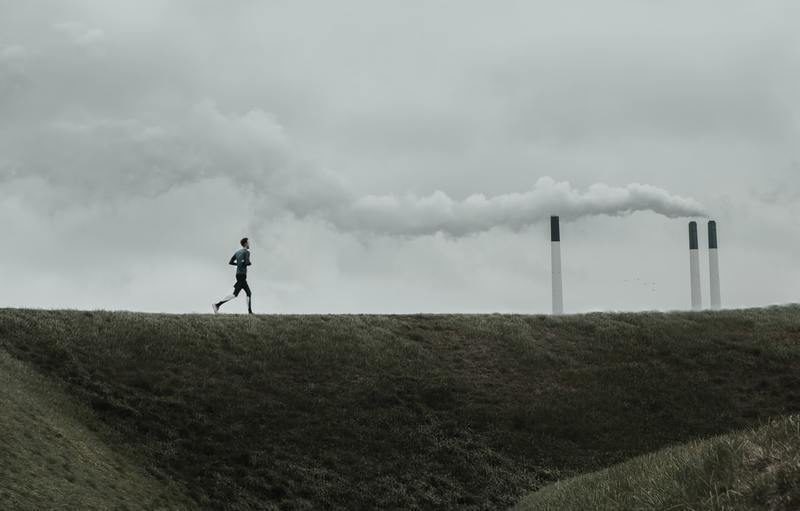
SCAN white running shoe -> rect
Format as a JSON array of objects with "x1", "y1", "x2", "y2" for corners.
[{"x1": 212, "y1": 303, "x2": 219, "y2": 314}]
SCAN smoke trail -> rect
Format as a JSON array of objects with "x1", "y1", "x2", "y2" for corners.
[
  {"x1": 325, "y1": 177, "x2": 707, "y2": 236},
  {"x1": 0, "y1": 94, "x2": 706, "y2": 238}
]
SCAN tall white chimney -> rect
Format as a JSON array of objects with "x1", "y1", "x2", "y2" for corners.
[
  {"x1": 708, "y1": 220, "x2": 721, "y2": 310},
  {"x1": 551, "y1": 216, "x2": 564, "y2": 315},
  {"x1": 689, "y1": 221, "x2": 702, "y2": 311}
]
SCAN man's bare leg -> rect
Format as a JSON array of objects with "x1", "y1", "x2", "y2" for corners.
[{"x1": 213, "y1": 294, "x2": 236, "y2": 313}]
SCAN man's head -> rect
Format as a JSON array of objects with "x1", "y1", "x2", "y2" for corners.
[{"x1": 240, "y1": 237, "x2": 249, "y2": 249}]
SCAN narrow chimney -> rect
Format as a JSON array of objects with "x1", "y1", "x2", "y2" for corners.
[
  {"x1": 689, "y1": 221, "x2": 702, "y2": 311},
  {"x1": 708, "y1": 220, "x2": 721, "y2": 310},
  {"x1": 551, "y1": 216, "x2": 564, "y2": 315}
]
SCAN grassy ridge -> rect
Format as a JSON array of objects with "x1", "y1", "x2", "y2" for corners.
[
  {"x1": 514, "y1": 414, "x2": 800, "y2": 511},
  {"x1": 1, "y1": 306, "x2": 800, "y2": 509},
  {"x1": 0, "y1": 350, "x2": 194, "y2": 510}
]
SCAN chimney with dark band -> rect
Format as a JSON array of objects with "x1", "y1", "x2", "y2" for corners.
[
  {"x1": 708, "y1": 220, "x2": 721, "y2": 310},
  {"x1": 551, "y1": 216, "x2": 563, "y2": 315},
  {"x1": 689, "y1": 221, "x2": 702, "y2": 310}
]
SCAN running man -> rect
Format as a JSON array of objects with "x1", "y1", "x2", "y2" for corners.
[{"x1": 213, "y1": 237, "x2": 253, "y2": 314}]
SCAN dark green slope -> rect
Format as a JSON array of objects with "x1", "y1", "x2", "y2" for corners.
[
  {"x1": 1, "y1": 306, "x2": 800, "y2": 509},
  {"x1": 0, "y1": 350, "x2": 194, "y2": 510}
]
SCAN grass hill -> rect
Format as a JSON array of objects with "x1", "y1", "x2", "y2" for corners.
[
  {"x1": 1, "y1": 306, "x2": 800, "y2": 509},
  {"x1": 514, "y1": 414, "x2": 800, "y2": 510},
  {"x1": 0, "y1": 350, "x2": 193, "y2": 510}
]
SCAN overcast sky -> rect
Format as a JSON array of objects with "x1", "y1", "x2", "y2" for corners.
[{"x1": 1, "y1": 0, "x2": 798, "y2": 313}]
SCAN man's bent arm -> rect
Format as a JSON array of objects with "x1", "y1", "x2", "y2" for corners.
[
  {"x1": 229, "y1": 254, "x2": 237, "y2": 265},
  {"x1": 245, "y1": 251, "x2": 252, "y2": 266}
]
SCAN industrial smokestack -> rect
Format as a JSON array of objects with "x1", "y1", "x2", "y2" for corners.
[
  {"x1": 551, "y1": 216, "x2": 564, "y2": 315},
  {"x1": 689, "y1": 221, "x2": 702, "y2": 311},
  {"x1": 708, "y1": 220, "x2": 721, "y2": 310}
]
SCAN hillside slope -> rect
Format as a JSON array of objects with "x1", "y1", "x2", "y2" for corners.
[
  {"x1": 514, "y1": 414, "x2": 800, "y2": 511},
  {"x1": 1, "y1": 306, "x2": 800, "y2": 509},
  {"x1": 0, "y1": 350, "x2": 194, "y2": 510}
]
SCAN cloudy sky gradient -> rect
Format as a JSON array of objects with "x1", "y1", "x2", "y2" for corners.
[{"x1": 1, "y1": 0, "x2": 798, "y2": 313}]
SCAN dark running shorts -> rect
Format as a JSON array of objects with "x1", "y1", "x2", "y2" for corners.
[{"x1": 233, "y1": 274, "x2": 251, "y2": 297}]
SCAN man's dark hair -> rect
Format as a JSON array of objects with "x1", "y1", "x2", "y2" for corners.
[{"x1": 240, "y1": 237, "x2": 248, "y2": 247}]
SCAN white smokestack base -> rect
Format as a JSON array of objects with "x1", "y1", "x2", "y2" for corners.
[
  {"x1": 551, "y1": 216, "x2": 564, "y2": 315},
  {"x1": 689, "y1": 221, "x2": 702, "y2": 311},
  {"x1": 709, "y1": 220, "x2": 721, "y2": 310}
]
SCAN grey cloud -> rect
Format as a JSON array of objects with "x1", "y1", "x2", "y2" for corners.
[
  {"x1": 53, "y1": 21, "x2": 105, "y2": 46},
  {"x1": 0, "y1": 44, "x2": 30, "y2": 97},
  {"x1": 1, "y1": 45, "x2": 29, "y2": 60},
  {"x1": 5, "y1": 100, "x2": 302, "y2": 198}
]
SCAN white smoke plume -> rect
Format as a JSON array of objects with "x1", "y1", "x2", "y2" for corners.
[
  {"x1": 332, "y1": 177, "x2": 706, "y2": 236},
  {"x1": 0, "y1": 98, "x2": 706, "y2": 238}
]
